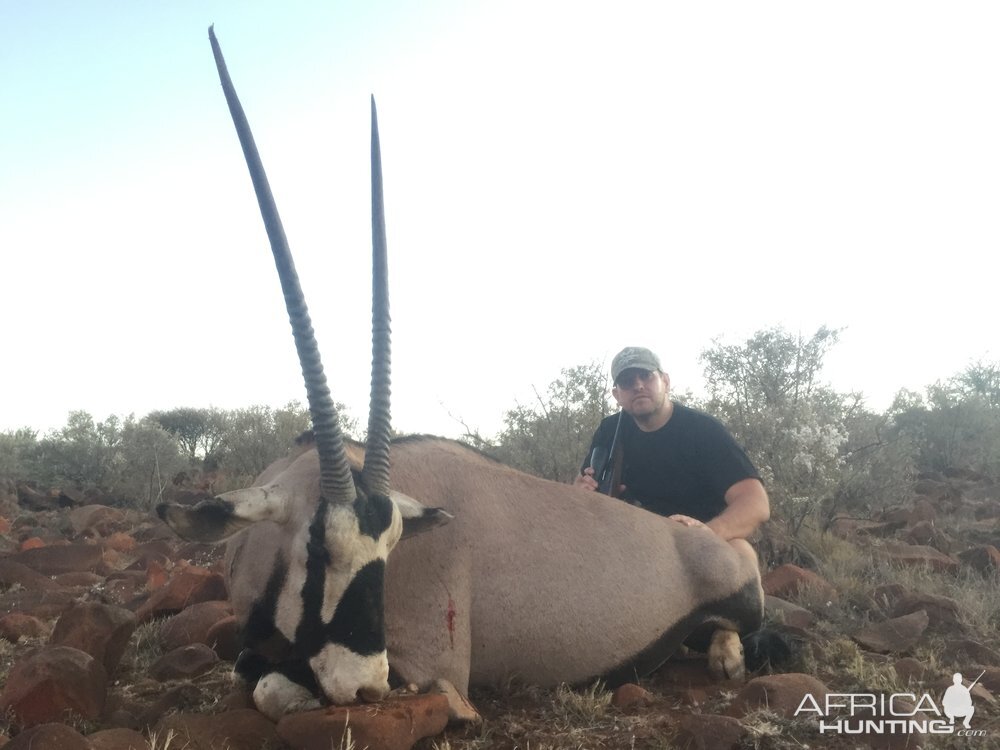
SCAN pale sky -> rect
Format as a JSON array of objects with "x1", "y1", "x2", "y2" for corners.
[{"x1": 2, "y1": 1, "x2": 997, "y2": 439}]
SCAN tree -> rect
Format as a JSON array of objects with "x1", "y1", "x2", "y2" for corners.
[
  {"x1": 699, "y1": 327, "x2": 901, "y2": 532},
  {"x1": 149, "y1": 407, "x2": 226, "y2": 460},
  {"x1": 492, "y1": 362, "x2": 614, "y2": 482}
]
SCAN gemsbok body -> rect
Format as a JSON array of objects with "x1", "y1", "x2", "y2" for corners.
[{"x1": 159, "y1": 28, "x2": 767, "y2": 721}]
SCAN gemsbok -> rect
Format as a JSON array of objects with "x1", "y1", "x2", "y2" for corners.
[{"x1": 158, "y1": 27, "x2": 769, "y2": 721}]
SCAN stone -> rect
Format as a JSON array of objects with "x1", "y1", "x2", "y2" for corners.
[
  {"x1": 0, "y1": 646, "x2": 108, "y2": 728},
  {"x1": 135, "y1": 565, "x2": 227, "y2": 622},
  {"x1": 0, "y1": 588, "x2": 79, "y2": 619},
  {"x1": 152, "y1": 709, "x2": 279, "y2": 750},
  {"x1": 726, "y1": 673, "x2": 830, "y2": 719},
  {"x1": 890, "y1": 592, "x2": 961, "y2": 628},
  {"x1": 277, "y1": 693, "x2": 450, "y2": 750},
  {"x1": 49, "y1": 601, "x2": 137, "y2": 676},
  {"x1": 69, "y1": 504, "x2": 126, "y2": 537},
  {"x1": 87, "y1": 728, "x2": 150, "y2": 750},
  {"x1": 880, "y1": 542, "x2": 960, "y2": 574},
  {"x1": 611, "y1": 683, "x2": 653, "y2": 709},
  {"x1": 853, "y1": 610, "x2": 929, "y2": 654},
  {"x1": 160, "y1": 600, "x2": 233, "y2": 651},
  {"x1": 940, "y1": 639, "x2": 1000, "y2": 667},
  {"x1": 8, "y1": 543, "x2": 104, "y2": 576},
  {"x1": 149, "y1": 643, "x2": 220, "y2": 681},
  {"x1": 0, "y1": 613, "x2": 49, "y2": 643},
  {"x1": 0, "y1": 559, "x2": 62, "y2": 592},
  {"x1": 958, "y1": 545, "x2": 1000, "y2": 575},
  {"x1": 205, "y1": 615, "x2": 241, "y2": 661},
  {"x1": 764, "y1": 595, "x2": 815, "y2": 631},
  {"x1": 674, "y1": 713, "x2": 745, "y2": 750},
  {"x1": 893, "y1": 657, "x2": 930, "y2": 685},
  {"x1": 3, "y1": 723, "x2": 91, "y2": 750},
  {"x1": 761, "y1": 564, "x2": 837, "y2": 602}
]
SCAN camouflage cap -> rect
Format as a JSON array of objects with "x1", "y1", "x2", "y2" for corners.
[{"x1": 611, "y1": 347, "x2": 662, "y2": 383}]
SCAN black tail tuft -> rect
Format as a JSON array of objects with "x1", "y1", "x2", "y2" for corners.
[{"x1": 742, "y1": 627, "x2": 796, "y2": 674}]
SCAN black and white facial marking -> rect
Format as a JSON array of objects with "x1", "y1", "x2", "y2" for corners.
[{"x1": 242, "y1": 491, "x2": 404, "y2": 711}]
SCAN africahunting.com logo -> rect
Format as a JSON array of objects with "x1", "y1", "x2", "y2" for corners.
[{"x1": 794, "y1": 670, "x2": 988, "y2": 738}]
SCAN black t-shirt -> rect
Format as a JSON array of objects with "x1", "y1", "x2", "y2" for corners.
[{"x1": 581, "y1": 403, "x2": 760, "y2": 521}]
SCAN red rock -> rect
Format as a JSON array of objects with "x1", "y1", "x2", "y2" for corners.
[
  {"x1": 853, "y1": 610, "x2": 929, "y2": 654},
  {"x1": 891, "y1": 593, "x2": 961, "y2": 628},
  {"x1": 9, "y1": 543, "x2": 104, "y2": 575},
  {"x1": 153, "y1": 709, "x2": 279, "y2": 750},
  {"x1": 761, "y1": 564, "x2": 837, "y2": 602},
  {"x1": 0, "y1": 589, "x2": 79, "y2": 619},
  {"x1": 3, "y1": 723, "x2": 91, "y2": 750},
  {"x1": 674, "y1": 713, "x2": 745, "y2": 749},
  {"x1": 53, "y1": 571, "x2": 105, "y2": 587},
  {"x1": 149, "y1": 643, "x2": 220, "y2": 681},
  {"x1": 87, "y1": 727, "x2": 150, "y2": 750},
  {"x1": 611, "y1": 683, "x2": 653, "y2": 709},
  {"x1": 160, "y1": 600, "x2": 233, "y2": 651},
  {"x1": 103, "y1": 532, "x2": 137, "y2": 553},
  {"x1": 145, "y1": 559, "x2": 168, "y2": 592},
  {"x1": 880, "y1": 542, "x2": 960, "y2": 574},
  {"x1": 0, "y1": 516, "x2": 10, "y2": 534},
  {"x1": 0, "y1": 645, "x2": 108, "y2": 728},
  {"x1": 69, "y1": 504, "x2": 126, "y2": 536},
  {"x1": 0, "y1": 613, "x2": 49, "y2": 643},
  {"x1": 277, "y1": 693, "x2": 450, "y2": 750},
  {"x1": 49, "y1": 602, "x2": 137, "y2": 676},
  {"x1": 727, "y1": 673, "x2": 830, "y2": 719},
  {"x1": 135, "y1": 565, "x2": 227, "y2": 622},
  {"x1": 958, "y1": 545, "x2": 1000, "y2": 575},
  {"x1": 205, "y1": 615, "x2": 241, "y2": 661},
  {"x1": 0, "y1": 560, "x2": 61, "y2": 592},
  {"x1": 20, "y1": 538, "x2": 45, "y2": 551}
]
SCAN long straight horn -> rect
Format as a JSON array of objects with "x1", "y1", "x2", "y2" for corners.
[
  {"x1": 361, "y1": 96, "x2": 391, "y2": 498},
  {"x1": 208, "y1": 26, "x2": 356, "y2": 505}
]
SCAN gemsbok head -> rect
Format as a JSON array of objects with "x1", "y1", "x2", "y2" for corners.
[{"x1": 156, "y1": 27, "x2": 450, "y2": 719}]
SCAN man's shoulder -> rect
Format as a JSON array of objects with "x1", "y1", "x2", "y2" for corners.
[{"x1": 671, "y1": 403, "x2": 732, "y2": 437}]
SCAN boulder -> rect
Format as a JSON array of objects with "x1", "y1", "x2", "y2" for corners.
[
  {"x1": 135, "y1": 565, "x2": 227, "y2": 622},
  {"x1": 852, "y1": 610, "x2": 929, "y2": 654},
  {"x1": 3, "y1": 723, "x2": 91, "y2": 750},
  {"x1": 8, "y1": 543, "x2": 104, "y2": 576},
  {"x1": 761, "y1": 564, "x2": 837, "y2": 602},
  {"x1": 160, "y1": 600, "x2": 233, "y2": 651},
  {"x1": 0, "y1": 646, "x2": 108, "y2": 728},
  {"x1": 149, "y1": 643, "x2": 220, "y2": 681},
  {"x1": 726, "y1": 673, "x2": 830, "y2": 719},
  {"x1": 49, "y1": 602, "x2": 137, "y2": 676},
  {"x1": 152, "y1": 709, "x2": 279, "y2": 750},
  {"x1": 0, "y1": 613, "x2": 50, "y2": 643},
  {"x1": 277, "y1": 693, "x2": 450, "y2": 750}
]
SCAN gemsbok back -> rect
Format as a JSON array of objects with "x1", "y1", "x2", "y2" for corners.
[{"x1": 159, "y1": 28, "x2": 769, "y2": 722}]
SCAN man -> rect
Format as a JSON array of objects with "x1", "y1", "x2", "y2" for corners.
[{"x1": 574, "y1": 346, "x2": 769, "y2": 541}]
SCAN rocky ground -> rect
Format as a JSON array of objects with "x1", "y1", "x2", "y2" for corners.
[{"x1": 0, "y1": 475, "x2": 999, "y2": 750}]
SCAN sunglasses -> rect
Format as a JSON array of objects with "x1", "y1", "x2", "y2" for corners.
[{"x1": 614, "y1": 369, "x2": 659, "y2": 390}]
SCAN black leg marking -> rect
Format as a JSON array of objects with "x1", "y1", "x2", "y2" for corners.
[{"x1": 596, "y1": 578, "x2": 764, "y2": 688}]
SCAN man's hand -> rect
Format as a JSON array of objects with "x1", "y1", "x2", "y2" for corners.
[
  {"x1": 668, "y1": 514, "x2": 711, "y2": 531},
  {"x1": 574, "y1": 467, "x2": 599, "y2": 491}
]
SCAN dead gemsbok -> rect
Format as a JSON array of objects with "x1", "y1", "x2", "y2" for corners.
[{"x1": 158, "y1": 28, "x2": 770, "y2": 721}]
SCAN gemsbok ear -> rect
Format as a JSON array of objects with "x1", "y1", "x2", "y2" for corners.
[
  {"x1": 390, "y1": 490, "x2": 453, "y2": 539},
  {"x1": 156, "y1": 486, "x2": 291, "y2": 543}
]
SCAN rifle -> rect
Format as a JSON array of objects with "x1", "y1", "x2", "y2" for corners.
[
  {"x1": 968, "y1": 670, "x2": 987, "y2": 691},
  {"x1": 588, "y1": 411, "x2": 623, "y2": 496}
]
